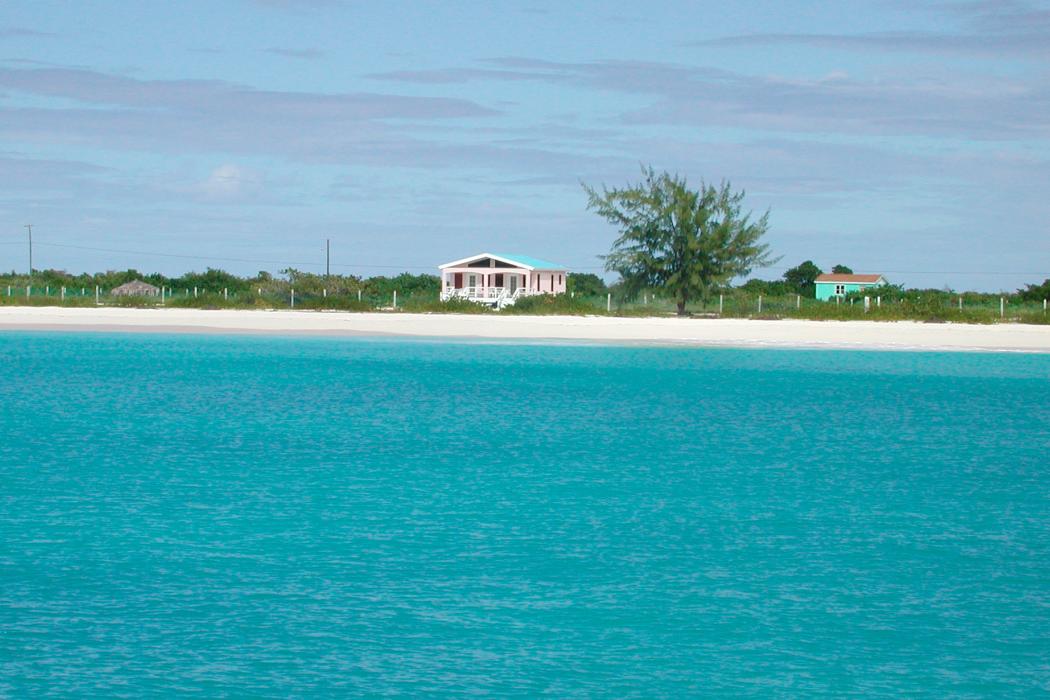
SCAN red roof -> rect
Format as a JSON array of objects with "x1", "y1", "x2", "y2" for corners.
[{"x1": 815, "y1": 273, "x2": 884, "y2": 283}]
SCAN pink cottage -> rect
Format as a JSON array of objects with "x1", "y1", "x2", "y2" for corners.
[{"x1": 439, "y1": 253, "x2": 568, "y2": 309}]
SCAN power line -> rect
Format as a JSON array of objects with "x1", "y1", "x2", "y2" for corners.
[
  {"x1": 2, "y1": 237, "x2": 1045, "y2": 278},
  {"x1": 27, "y1": 240, "x2": 432, "y2": 272},
  {"x1": 19, "y1": 239, "x2": 613, "y2": 272}
]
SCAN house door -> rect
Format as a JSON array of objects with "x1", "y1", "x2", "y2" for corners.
[
  {"x1": 454, "y1": 272, "x2": 463, "y2": 289},
  {"x1": 508, "y1": 276, "x2": 518, "y2": 292}
]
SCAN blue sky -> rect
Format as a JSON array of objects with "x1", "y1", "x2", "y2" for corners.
[{"x1": 1, "y1": 0, "x2": 1048, "y2": 290}]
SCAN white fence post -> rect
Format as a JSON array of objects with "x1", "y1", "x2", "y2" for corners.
[
  {"x1": 26, "y1": 285, "x2": 30, "y2": 298},
  {"x1": 224, "y1": 288, "x2": 228, "y2": 301},
  {"x1": 95, "y1": 285, "x2": 100, "y2": 305},
  {"x1": 193, "y1": 286, "x2": 198, "y2": 299},
  {"x1": 606, "y1": 293, "x2": 611, "y2": 312},
  {"x1": 757, "y1": 295, "x2": 762, "y2": 314},
  {"x1": 796, "y1": 294, "x2": 801, "y2": 309},
  {"x1": 864, "y1": 296, "x2": 870, "y2": 312},
  {"x1": 393, "y1": 290, "x2": 397, "y2": 309},
  {"x1": 1000, "y1": 296, "x2": 1005, "y2": 318},
  {"x1": 291, "y1": 288, "x2": 295, "y2": 309},
  {"x1": 323, "y1": 288, "x2": 327, "y2": 299},
  {"x1": 61, "y1": 286, "x2": 65, "y2": 301},
  {"x1": 357, "y1": 289, "x2": 362, "y2": 302},
  {"x1": 719, "y1": 294, "x2": 723, "y2": 314}
]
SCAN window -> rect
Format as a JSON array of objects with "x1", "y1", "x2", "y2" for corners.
[{"x1": 835, "y1": 284, "x2": 845, "y2": 295}]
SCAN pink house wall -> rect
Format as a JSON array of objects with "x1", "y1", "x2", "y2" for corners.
[{"x1": 532, "y1": 271, "x2": 566, "y2": 294}]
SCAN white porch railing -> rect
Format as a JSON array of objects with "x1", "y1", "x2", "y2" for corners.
[{"x1": 440, "y1": 286, "x2": 540, "y2": 308}]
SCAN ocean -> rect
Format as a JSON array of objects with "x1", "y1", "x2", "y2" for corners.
[{"x1": 1, "y1": 332, "x2": 1048, "y2": 697}]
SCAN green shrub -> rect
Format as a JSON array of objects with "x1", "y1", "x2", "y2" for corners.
[
  {"x1": 502, "y1": 293, "x2": 606, "y2": 315},
  {"x1": 567, "y1": 273, "x2": 608, "y2": 297}
]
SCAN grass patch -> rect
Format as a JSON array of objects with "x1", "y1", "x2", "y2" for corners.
[
  {"x1": 502, "y1": 294, "x2": 608, "y2": 315},
  {"x1": 398, "y1": 297, "x2": 493, "y2": 313},
  {"x1": 0, "y1": 295, "x2": 97, "y2": 307}
]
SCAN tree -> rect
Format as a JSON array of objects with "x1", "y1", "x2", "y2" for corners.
[
  {"x1": 176, "y1": 267, "x2": 248, "y2": 293},
  {"x1": 740, "y1": 278, "x2": 789, "y2": 296},
  {"x1": 1017, "y1": 278, "x2": 1050, "y2": 302},
  {"x1": 584, "y1": 167, "x2": 776, "y2": 315},
  {"x1": 783, "y1": 260, "x2": 822, "y2": 295},
  {"x1": 363, "y1": 273, "x2": 440, "y2": 299},
  {"x1": 566, "y1": 272, "x2": 607, "y2": 297},
  {"x1": 832, "y1": 264, "x2": 853, "y2": 274}
]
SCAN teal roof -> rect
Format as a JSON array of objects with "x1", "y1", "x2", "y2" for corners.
[{"x1": 490, "y1": 253, "x2": 566, "y2": 270}]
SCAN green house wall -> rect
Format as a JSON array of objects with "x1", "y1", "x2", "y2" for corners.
[{"x1": 815, "y1": 281, "x2": 880, "y2": 301}]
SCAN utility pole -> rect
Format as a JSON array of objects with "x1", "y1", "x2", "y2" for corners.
[
  {"x1": 24, "y1": 224, "x2": 32, "y2": 275},
  {"x1": 326, "y1": 239, "x2": 330, "y2": 277}
]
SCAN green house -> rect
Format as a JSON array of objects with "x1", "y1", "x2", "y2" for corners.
[{"x1": 815, "y1": 273, "x2": 887, "y2": 301}]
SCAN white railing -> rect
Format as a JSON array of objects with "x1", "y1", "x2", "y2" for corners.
[
  {"x1": 440, "y1": 286, "x2": 538, "y2": 307},
  {"x1": 441, "y1": 286, "x2": 526, "y2": 300}
]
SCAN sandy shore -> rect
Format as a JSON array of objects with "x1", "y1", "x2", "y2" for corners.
[{"x1": 1, "y1": 306, "x2": 1049, "y2": 353}]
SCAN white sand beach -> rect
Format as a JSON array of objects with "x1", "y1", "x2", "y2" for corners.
[{"x1": 1, "y1": 306, "x2": 1049, "y2": 353}]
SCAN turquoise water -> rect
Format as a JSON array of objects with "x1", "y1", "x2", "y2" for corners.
[{"x1": 1, "y1": 332, "x2": 1048, "y2": 697}]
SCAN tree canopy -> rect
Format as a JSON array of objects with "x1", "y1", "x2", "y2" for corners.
[
  {"x1": 739, "y1": 278, "x2": 789, "y2": 296},
  {"x1": 831, "y1": 264, "x2": 853, "y2": 274},
  {"x1": 783, "y1": 260, "x2": 822, "y2": 295},
  {"x1": 584, "y1": 167, "x2": 776, "y2": 315},
  {"x1": 566, "y1": 272, "x2": 608, "y2": 297},
  {"x1": 1016, "y1": 278, "x2": 1050, "y2": 302}
]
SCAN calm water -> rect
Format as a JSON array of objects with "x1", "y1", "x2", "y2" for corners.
[{"x1": 1, "y1": 332, "x2": 1048, "y2": 697}]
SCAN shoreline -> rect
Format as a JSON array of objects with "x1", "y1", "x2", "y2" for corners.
[{"x1": 1, "y1": 306, "x2": 1049, "y2": 353}]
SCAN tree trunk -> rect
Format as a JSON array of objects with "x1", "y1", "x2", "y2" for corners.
[{"x1": 677, "y1": 293, "x2": 688, "y2": 316}]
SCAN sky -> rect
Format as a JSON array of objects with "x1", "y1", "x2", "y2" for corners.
[{"x1": 1, "y1": 0, "x2": 1048, "y2": 291}]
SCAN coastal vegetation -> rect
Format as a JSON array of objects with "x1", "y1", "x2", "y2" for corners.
[{"x1": 1, "y1": 267, "x2": 1047, "y2": 324}]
